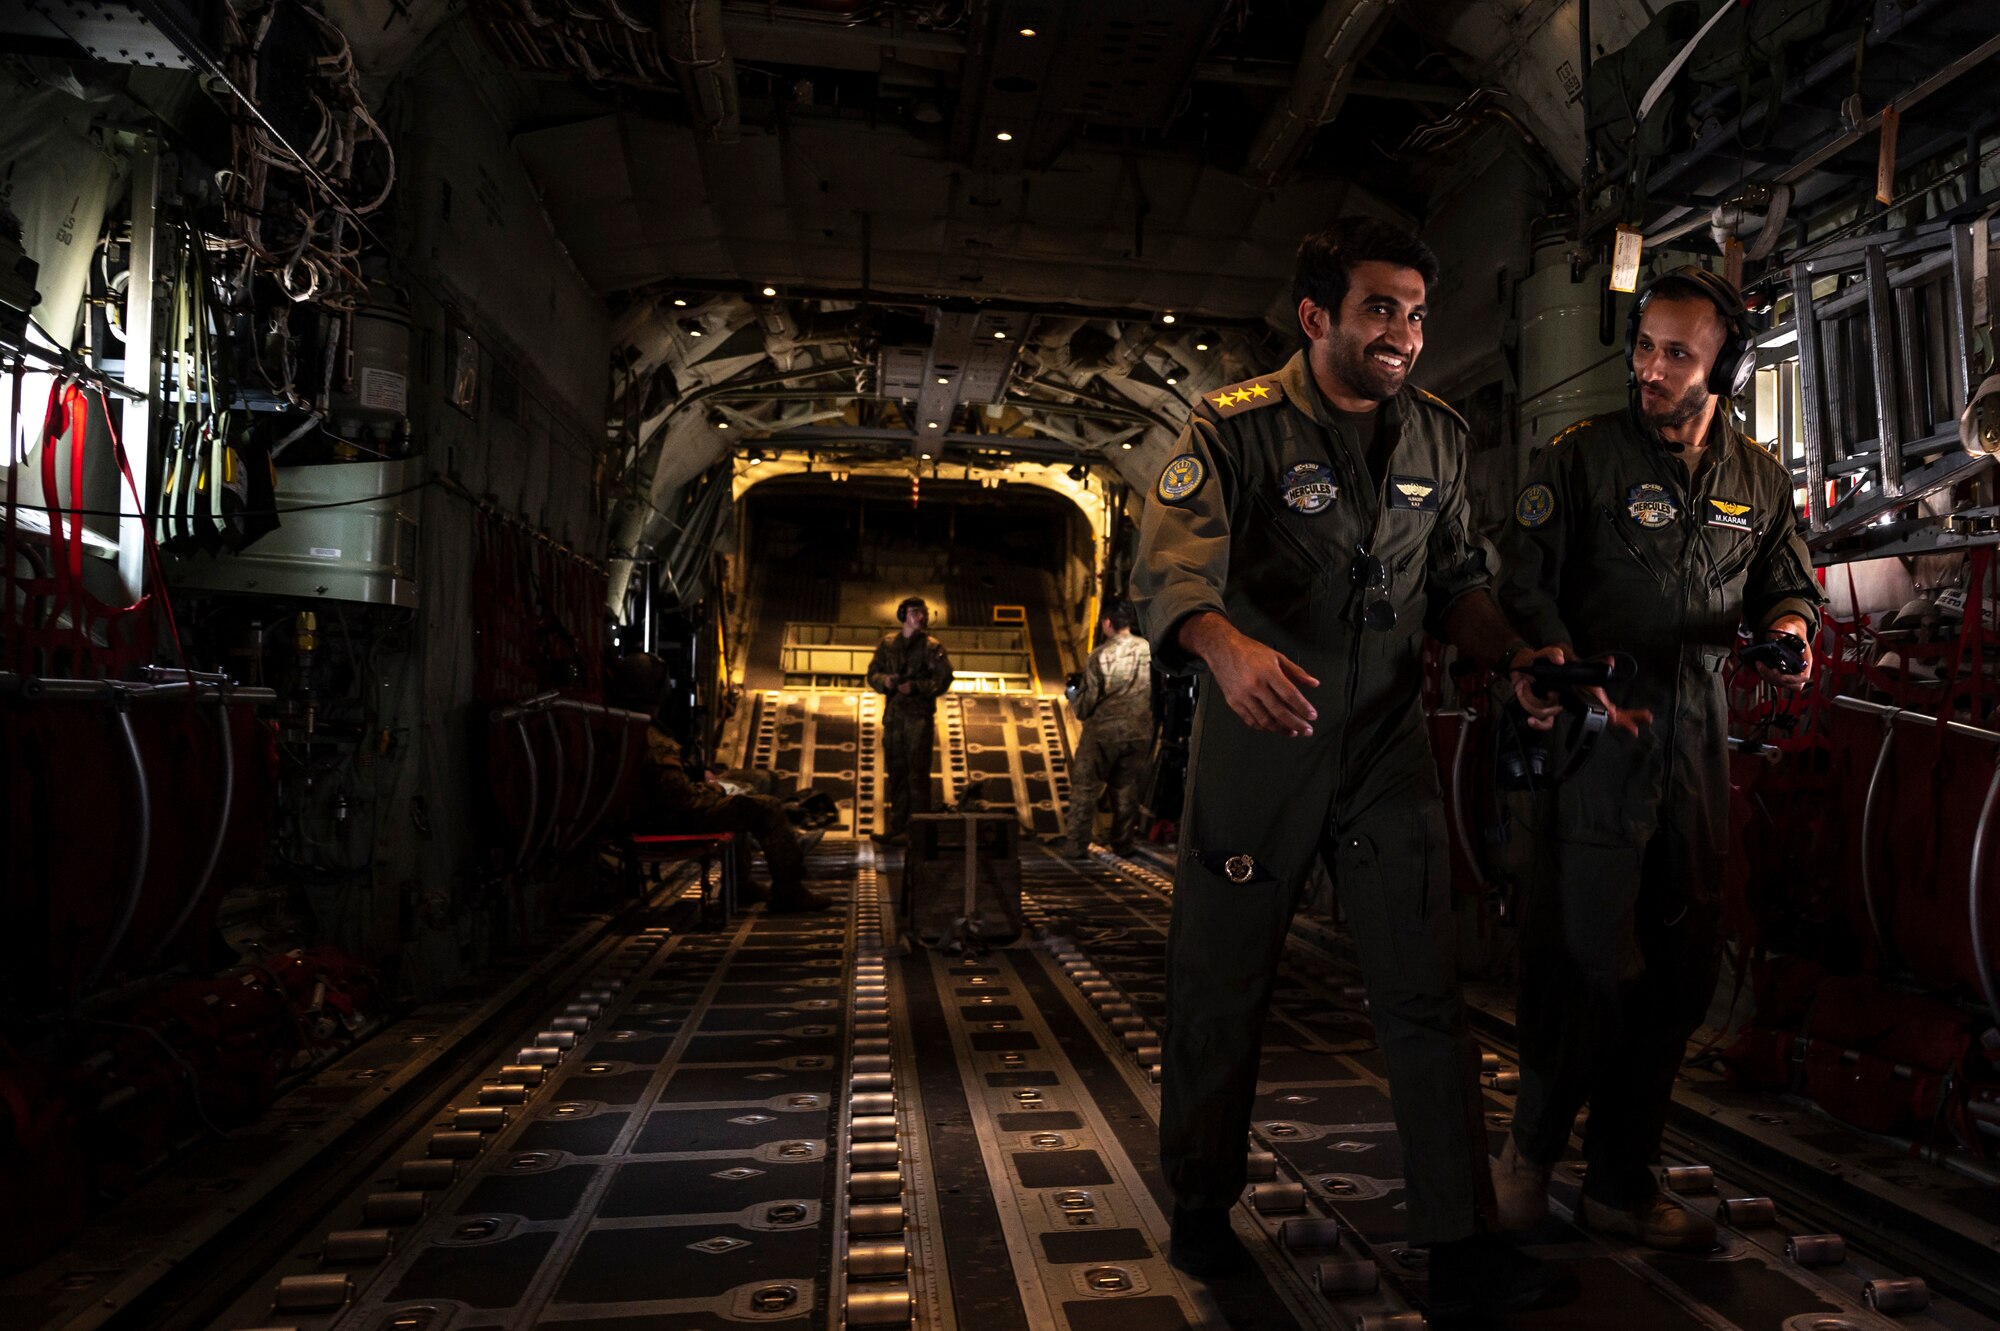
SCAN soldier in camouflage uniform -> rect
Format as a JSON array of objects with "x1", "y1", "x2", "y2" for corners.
[
  {"x1": 1060, "y1": 597, "x2": 1154, "y2": 857},
  {"x1": 867, "y1": 596, "x2": 955, "y2": 844}
]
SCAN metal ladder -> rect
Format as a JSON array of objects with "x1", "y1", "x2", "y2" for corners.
[{"x1": 1790, "y1": 214, "x2": 1995, "y2": 543}]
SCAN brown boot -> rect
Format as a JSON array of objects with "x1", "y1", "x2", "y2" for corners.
[
  {"x1": 1490, "y1": 1135, "x2": 1552, "y2": 1231},
  {"x1": 1577, "y1": 1192, "x2": 1717, "y2": 1252}
]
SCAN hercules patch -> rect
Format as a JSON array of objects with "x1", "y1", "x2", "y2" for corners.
[
  {"x1": 1516, "y1": 483, "x2": 1555, "y2": 528},
  {"x1": 1157, "y1": 453, "x2": 1205, "y2": 504},
  {"x1": 1706, "y1": 497, "x2": 1754, "y2": 532},
  {"x1": 1626, "y1": 481, "x2": 1679, "y2": 529},
  {"x1": 1280, "y1": 461, "x2": 1337, "y2": 514},
  {"x1": 1387, "y1": 475, "x2": 1440, "y2": 512}
]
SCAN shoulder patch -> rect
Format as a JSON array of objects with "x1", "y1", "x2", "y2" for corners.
[
  {"x1": 1156, "y1": 453, "x2": 1206, "y2": 504},
  {"x1": 1411, "y1": 386, "x2": 1471, "y2": 434},
  {"x1": 1202, "y1": 376, "x2": 1282, "y2": 417},
  {"x1": 1516, "y1": 483, "x2": 1555, "y2": 528}
]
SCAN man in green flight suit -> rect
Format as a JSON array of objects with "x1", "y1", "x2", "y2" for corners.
[
  {"x1": 1493, "y1": 267, "x2": 1821, "y2": 1249},
  {"x1": 868, "y1": 596, "x2": 954, "y2": 844},
  {"x1": 1059, "y1": 596, "x2": 1154, "y2": 858},
  {"x1": 1133, "y1": 216, "x2": 1569, "y2": 1320}
]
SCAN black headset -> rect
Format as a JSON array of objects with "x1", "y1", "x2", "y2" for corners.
[
  {"x1": 1624, "y1": 264, "x2": 1757, "y2": 400},
  {"x1": 896, "y1": 596, "x2": 928, "y2": 622}
]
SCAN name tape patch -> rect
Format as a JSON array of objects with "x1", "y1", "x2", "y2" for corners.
[{"x1": 1706, "y1": 497, "x2": 1753, "y2": 532}]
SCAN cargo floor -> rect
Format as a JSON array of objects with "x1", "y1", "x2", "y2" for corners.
[{"x1": 16, "y1": 841, "x2": 2000, "y2": 1331}]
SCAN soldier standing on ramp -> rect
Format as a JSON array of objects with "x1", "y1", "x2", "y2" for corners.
[
  {"x1": 1058, "y1": 597, "x2": 1154, "y2": 858},
  {"x1": 867, "y1": 596, "x2": 954, "y2": 845}
]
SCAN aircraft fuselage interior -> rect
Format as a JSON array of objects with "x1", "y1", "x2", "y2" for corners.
[{"x1": 7, "y1": 1, "x2": 2000, "y2": 1328}]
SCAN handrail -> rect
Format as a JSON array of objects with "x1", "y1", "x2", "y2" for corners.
[
  {"x1": 512, "y1": 718, "x2": 540, "y2": 872},
  {"x1": 80, "y1": 704, "x2": 152, "y2": 997},
  {"x1": 1859, "y1": 709, "x2": 1900, "y2": 965},
  {"x1": 1969, "y1": 752, "x2": 2000, "y2": 1025},
  {"x1": 567, "y1": 722, "x2": 633, "y2": 852},
  {"x1": 557, "y1": 710, "x2": 598, "y2": 855},
  {"x1": 489, "y1": 693, "x2": 651, "y2": 725},
  {"x1": 531, "y1": 710, "x2": 565, "y2": 864},
  {"x1": 2, "y1": 671, "x2": 276, "y2": 705},
  {"x1": 150, "y1": 702, "x2": 236, "y2": 964}
]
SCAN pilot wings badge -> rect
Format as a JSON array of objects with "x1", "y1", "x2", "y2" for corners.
[
  {"x1": 1386, "y1": 475, "x2": 1439, "y2": 512},
  {"x1": 1706, "y1": 498, "x2": 1754, "y2": 532}
]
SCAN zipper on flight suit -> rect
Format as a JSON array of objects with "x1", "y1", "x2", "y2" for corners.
[{"x1": 1601, "y1": 502, "x2": 1669, "y2": 586}]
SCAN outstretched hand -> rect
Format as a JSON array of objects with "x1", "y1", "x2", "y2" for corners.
[{"x1": 1181, "y1": 614, "x2": 1321, "y2": 737}]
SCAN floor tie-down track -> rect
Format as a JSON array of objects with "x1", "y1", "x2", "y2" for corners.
[{"x1": 154, "y1": 842, "x2": 2000, "y2": 1331}]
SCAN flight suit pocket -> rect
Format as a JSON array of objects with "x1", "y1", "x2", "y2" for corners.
[
  {"x1": 1247, "y1": 489, "x2": 1335, "y2": 573},
  {"x1": 1329, "y1": 804, "x2": 1453, "y2": 991},
  {"x1": 1554, "y1": 727, "x2": 1663, "y2": 849}
]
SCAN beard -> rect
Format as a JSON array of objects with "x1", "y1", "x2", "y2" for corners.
[
  {"x1": 1640, "y1": 378, "x2": 1709, "y2": 433},
  {"x1": 1328, "y1": 330, "x2": 1410, "y2": 401}
]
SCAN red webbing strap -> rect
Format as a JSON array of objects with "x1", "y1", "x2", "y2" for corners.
[
  {"x1": 94, "y1": 386, "x2": 185, "y2": 672},
  {"x1": 3, "y1": 362, "x2": 22, "y2": 671}
]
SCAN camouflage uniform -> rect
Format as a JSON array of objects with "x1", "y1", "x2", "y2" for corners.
[
  {"x1": 639, "y1": 727, "x2": 807, "y2": 903},
  {"x1": 867, "y1": 631, "x2": 955, "y2": 833},
  {"x1": 1061, "y1": 630, "x2": 1154, "y2": 853}
]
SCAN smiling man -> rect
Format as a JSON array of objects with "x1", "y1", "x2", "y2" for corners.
[
  {"x1": 1133, "y1": 217, "x2": 1569, "y2": 1321},
  {"x1": 1493, "y1": 266, "x2": 1823, "y2": 1250}
]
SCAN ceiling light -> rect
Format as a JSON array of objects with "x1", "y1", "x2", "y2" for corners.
[
  {"x1": 1162, "y1": 312, "x2": 1176, "y2": 324},
  {"x1": 1165, "y1": 376, "x2": 1178, "y2": 384},
  {"x1": 920, "y1": 452, "x2": 932, "y2": 460},
  {"x1": 992, "y1": 330, "x2": 1006, "y2": 339},
  {"x1": 936, "y1": 376, "x2": 950, "y2": 385},
  {"x1": 1019, "y1": 26, "x2": 1037, "y2": 36},
  {"x1": 760, "y1": 285, "x2": 777, "y2": 297},
  {"x1": 996, "y1": 131, "x2": 1014, "y2": 142},
  {"x1": 926, "y1": 421, "x2": 940, "y2": 429},
  {"x1": 1121, "y1": 441, "x2": 1133, "y2": 449},
  {"x1": 1194, "y1": 340, "x2": 1209, "y2": 351},
  {"x1": 747, "y1": 448, "x2": 764, "y2": 463},
  {"x1": 716, "y1": 419, "x2": 730, "y2": 429},
  {"x1": 672, "y1": 297, "x2": 687, "y2": 307},
  {"x1": 1066, "y1": 463, "x2": 1088, "y2": 481}
]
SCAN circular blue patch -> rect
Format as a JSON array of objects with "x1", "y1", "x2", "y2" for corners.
[
  {"x1": 1626, "y1": 481, "x2": 1679, "y2": 529},
  {"x1": 1157, "y1": 454, "x2": 1205, "y2": 504},
  {"x1": 1280, "y1": 461, "x2": 1337, "y2": 514},
  {"x1": 1515, "y1": 483, "x2": 1555, "y2": 528}
]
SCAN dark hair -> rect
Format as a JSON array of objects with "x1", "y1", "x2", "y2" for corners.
[
  {"x1": 1636, "y1": 269, "x2": 1734, "y2": 338},
  {"x1": 1292, "y1": 217, "x2": 1440, "y2": 336},
  {"x1": 1102, "y1": 597, "x2": 1137, "y2": 630},
  {"x1": 896, "y1": 596, "x2": 928, "y2": 623}
]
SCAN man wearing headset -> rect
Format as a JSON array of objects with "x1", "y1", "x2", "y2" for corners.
[
  {"x1": 1493, "y1": 267, "x2": 1822, "y2": 1249},
  {"x1": 868, "y1": 596, "x2": 954, "y2": 844}
]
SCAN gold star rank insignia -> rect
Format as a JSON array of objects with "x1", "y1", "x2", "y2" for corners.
[{"x1": 1203, "y1": 376, "x2": 1283, "y2": 418}]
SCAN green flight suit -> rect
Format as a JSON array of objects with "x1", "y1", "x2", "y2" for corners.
[
  {"x1": 1133, "y1": 351, "x2": 1498, "y2": 1244},
  {"x1": 1496, "y1": 405, "x2": 1822, "y2": 1206},
  {"x1": 1062, "y1": 630, "x2": 1154, "y2": 854},
  {"x1": 868, "y1": 630, "x2": 955, "y2": 833}
]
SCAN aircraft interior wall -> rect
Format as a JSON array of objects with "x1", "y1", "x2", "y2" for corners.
[{"x1": 7, "y1": 1, "x2": 2000, "y2": 1328}]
